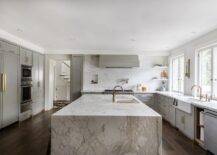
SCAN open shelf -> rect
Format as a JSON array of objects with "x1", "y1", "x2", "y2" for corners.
[{"x1": 195, "y1": 107, "x2": 205, "y2": 148}]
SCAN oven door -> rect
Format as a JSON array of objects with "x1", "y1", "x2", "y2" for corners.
[
  {"x1": 22, "y1": 65, "x2": 32, "y2": 79},
  {"x1": 21, "y1": 85, "x2": 32, "y2": 103}
]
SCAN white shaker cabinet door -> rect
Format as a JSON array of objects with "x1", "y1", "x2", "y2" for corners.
[
  {"x1": 20, "y1": 48, "x2": 33, "y2": 66},
  {"x1": 32, "y1": 53, "x2": 44, "y2": 115},
  {"x1": 38, "y1": 54, "x2": 44, "y2": 110},
  {"x1": 2, "y1": 52, "x2": 19, "y2": 127},
  {"x1": 0, "y1": 52, "x2": 3, "y2": 128},
  {"x1": 32, "y1": 53, "x2": 39, "y2": 102}
]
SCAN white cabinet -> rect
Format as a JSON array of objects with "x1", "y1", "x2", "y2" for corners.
[
  {"x1": 157, "y1": 95, "x2": 170, "y2": 120},
  {"x1": 156, "y1": 94, "x2": 194, "y2": 139},
  {"x1": 167, "y1": 98, "x2": 176, "y2": 126},
  {"x1": 32, "y1": 52, "x2": 44, "y2": 115},
  {"x1": 176, "y1": 108, "x2": 194, "y2": 140},
  {"x1": 20, "y1": 47, "x2": 33, "y2": 66},
  {"x1": 0, "y1": 44, "x2": 19, "y2": 128},
  {"x1": 0, "y1": 40, "x2": 19, "y2": 54}
]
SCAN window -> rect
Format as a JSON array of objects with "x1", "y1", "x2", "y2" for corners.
[
  {"x1": 171, "y1": 55, "x2": 184, "y2": 93},
  {"x1": 198, "y1": 46, "x2": 217, "y2": 98}
]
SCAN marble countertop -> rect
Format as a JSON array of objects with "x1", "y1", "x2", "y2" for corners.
[
  {"x1": 158, "y1": 91, "x2": 217, "y2": 112},
  {"x1": 81, "y1": 90, "x2": 217, "y2": 112},
  {"x1": 53, "y1": 94, "x2": 161, "y2": 117}
]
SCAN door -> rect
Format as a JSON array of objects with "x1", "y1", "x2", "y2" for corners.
[{"x1": 2, "y1": 52, "x2": 19, "y2": 127}]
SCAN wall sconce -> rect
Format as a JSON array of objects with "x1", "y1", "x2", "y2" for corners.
[{"x1": 185, "y1": 59, "x2": 190, "y2": 78}]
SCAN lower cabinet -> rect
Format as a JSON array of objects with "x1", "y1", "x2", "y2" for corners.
[
  {"x1": 134, "y1": 93, "x2": 155, "y2": 110},
  {"x1": 156, "y1": 94, "x2": 194, "y2": 140},
  {"x1": 176, "y1": 108, "x2": 194, "y2": 140},
  {"x1": 168, "y1": 99, "x2": 176, "y2": 126}
]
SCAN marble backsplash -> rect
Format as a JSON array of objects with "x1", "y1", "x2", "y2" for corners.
[{"x1": 82, "y1": 55, "x2": 168, "y2": 92}]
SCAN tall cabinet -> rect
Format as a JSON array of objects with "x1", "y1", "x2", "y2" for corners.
[
  {"x1": 0, "y1": 41, "x2": 19, "y2": 128},
  {"x1": 32, "y1": 52, "x2": 44, "y2": 115}
]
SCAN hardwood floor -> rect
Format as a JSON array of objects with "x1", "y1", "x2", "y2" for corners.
[{"x1": 0, "y1": 110, "x2": 206, "y2": 155}]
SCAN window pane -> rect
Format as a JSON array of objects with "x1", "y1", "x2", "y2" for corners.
[
  {"x1": 199, "y1": 49, "x2": 212, "y2": 95},
  {"x1": 213, "y1": 47, "x2": 217, "y2": 98},
  {"x1": 172, "y1": 58, "x2": 179, "y2": 92}
]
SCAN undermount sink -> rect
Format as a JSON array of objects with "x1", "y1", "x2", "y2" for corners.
[{"x1": 115, "y1": 95, "x2": 140, "y2": 104}]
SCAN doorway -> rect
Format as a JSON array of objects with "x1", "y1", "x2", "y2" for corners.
[
  {"x1": 53, "y1": 60, "x2": 70, "y2": 110},
  {"x1": 44, "y1": 55, "x2": 71, "y2": 111}
]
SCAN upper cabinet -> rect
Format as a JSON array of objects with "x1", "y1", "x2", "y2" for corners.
[
  {"x1": 20, "y1": 47, "x2": 33, "y2": 66},
  {"x1": 0, "y1": 40, "x2": 19, "y2": 54}
]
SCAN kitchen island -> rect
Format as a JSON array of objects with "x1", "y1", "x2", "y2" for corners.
[{"x1": 51, "y1": 94, "x2": 162, "y2": 155}]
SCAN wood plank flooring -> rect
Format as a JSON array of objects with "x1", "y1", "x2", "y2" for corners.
[{"x1": 0, "y1": 110, "x2": 206, "y2": 155}]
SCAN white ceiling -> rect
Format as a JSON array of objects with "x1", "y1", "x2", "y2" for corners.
[{"x1": 1, "y1": 0, "x2": 217, "y2": 55}]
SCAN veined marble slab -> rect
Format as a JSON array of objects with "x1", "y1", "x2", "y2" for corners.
[
  {"x1": 53, "y1": 94, "x2": 161, "y2": 117},
  {"x1": 51, "y1": 95, "x2": 162, "y2": 155}
]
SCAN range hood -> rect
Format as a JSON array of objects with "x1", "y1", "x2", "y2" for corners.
[{"x1": 99, "y1": 55, "x2": 140, "y2": 68}]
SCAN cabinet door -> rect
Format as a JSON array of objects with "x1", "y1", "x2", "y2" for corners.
[
  {"x1": 176, "y1": 109, "x2": 185, "y2": 132},
  {"x1": 183, "y1": 110, "x2": 194, "y2": 139},
  {"x1": 168, "y1": 104, "x2": 176, "y2": 126},
  {"x1": 32, "y1": 53, "x2": 39, "y2": 102},
  {"x1": 20, "y1": 48, "x2": 33, "y2": 66},
  {"x1": 32, "y1": 53, "x2": 44, "y2": 115},
  {"x1": 2, "y1": 52, "x2": 19, "y2": 127},
  {"x1": 176, "y1": 109, "x2": 194, "y2": 140},
  {"x1": 25, "y1": 50, "x2": 33, "y2": 66},
  {"x1": 38, "y1": 54, "x2": 44, "y2": 107},
  {"x1": 19, "y1": 48, "x2": 26, "y2": 65},
  {"x1": 0, "y1": 52, "x2": 3, "y2": 128}
]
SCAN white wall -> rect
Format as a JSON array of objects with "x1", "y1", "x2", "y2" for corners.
[
  {"x1": 83, "y1": 55, "x2": 168, "y2": 92},
  {"x1": 169, "y1": 28, "x2": 217, "y2": 95}
]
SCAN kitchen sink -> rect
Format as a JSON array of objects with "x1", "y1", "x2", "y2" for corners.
[{"x1": 115, "y1": 95, "x2": 140, "y2": 104}]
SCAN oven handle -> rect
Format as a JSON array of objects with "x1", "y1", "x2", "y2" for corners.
[{"x1": 21, "y1": 84, "x2": 33, "y2": 87}]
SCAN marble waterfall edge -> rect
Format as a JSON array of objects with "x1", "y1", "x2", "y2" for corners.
[{"x1": 51, "y1": 95, "x2": 162, "y2": 155}]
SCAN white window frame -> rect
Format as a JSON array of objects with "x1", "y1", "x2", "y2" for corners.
[
  {"x1": 170, "y1": 55, "x2": 184, "y2": 93},
  {"x1": 196, "y1": 45, "x2": 217, "y2": 99}
]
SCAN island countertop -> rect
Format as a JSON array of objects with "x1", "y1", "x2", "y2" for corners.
[{"x1": 53, "y1": 94, "x2": 161, "y2": 117}]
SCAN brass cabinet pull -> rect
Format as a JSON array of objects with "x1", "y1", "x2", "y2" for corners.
[
  {"x1": 2, "y1": 73, "x2": 7, "y2": 92},
  {"x1": 0, "y1": 73, "x2": 3, "y2": 91}
]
